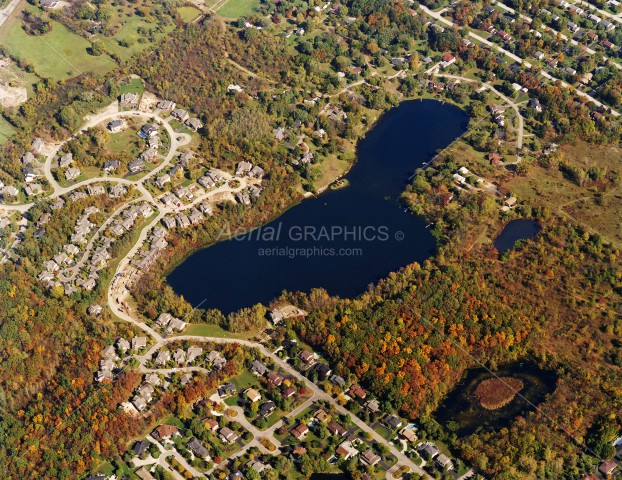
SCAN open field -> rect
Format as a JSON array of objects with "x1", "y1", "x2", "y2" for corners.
[
  {"x1": 216, "y1": 0, "x2": 261, "y2": 18},
  {"x1": 0, "y1": 14, "x2": 117, "y2": 81},
  {"x1": 177, "y1": 6, "x2": 201, "y2": 22},
  {"x1": 180, "y1": 323, "x2": 259, "y2": 340},
  {"x1": 0, "y1": 117, "x2": 15, "y2": 144},
  {"x1": 119, "y1": 77, "x2": 146, "y2": 95},
  {"x1": 94, "y1": 11, "x2": 175, "y2": 62},
  {"x1": 507, "y1": 142, "x2": 622, "y2": 247}
]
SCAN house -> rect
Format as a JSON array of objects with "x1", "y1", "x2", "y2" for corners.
[
  {"x1": 600, "y1": 39, "x2": 616, "y2": 50},
  {"x1": 2, "y1": 185, "x2": 19, "y2": 197},
  {"x1": 173, "y1": 349, "x2": 186, "y2": 365},
  {"x1": 151, "y1": 424, "x2": 179, "y2": 440},
  {"x1": 206, "y1": 418, "x2": 219, "y2": 432},
  {"x1": 400, "y1": 427, "x2": 418, "y2": 442},
  {"x1": 162, "y1": 217, "x2": 176, "y2": 229},
  {"x1": 120, "y1": 93, "x2": 140, "y2": 104},
  {"x1": 187, "y1": 438, "x2": 210, "y2": 460},
  {"x1": 529, "y1": 98, "x2": 542, "y2": 112},
  {"x1": 116, "y1": 338, "x2": 130, "y2": 352},
  {"x1": 245, "y1": 388, "x2": 262, "y2": 403},
  {"x1": 315, "y1": 363, "x2": 332, "y2": 380},
  {"x1": 504, "y1": 196, "x2": 518, "y2": 208},
  {"x1": 534, "y1": 51, "x2": 545, "y2": 61},
  {"x1": 171, "y1": 109, "x2": 190, "y2": 122},
  {"x1": 336, "y1": 441, "x2": 358, "y2": 460},
  {"x1": 155, "y1": 350, "x2": 170, "y2": 366},
  {"x1": 273, "y1": 127, "x2": 287, "y2": 141},
  {"x1": 65, "y1": 167, "x2": 81, "y2": 181},
  {"x1": 21, "y1": 151, "x2": 35, "y2": 165},
  {"x1": 383, "y1": 414, "x2": 403, "y2": 430},
  {"x1": 291, "y1": 423, "x2": 309, "y2": 439},
  {"x1": 103, "y1": 159, "x2": 120, "y2": 173},
  {"x1": 441, "y1": 54, "x2": 455, "y2": 67},
  {"x1": 298, "y1": 350, "x2": 316, "y2": 366},
  {"x1": 496, "y1": 30, "x2": 511, "y2": 42},
  {"x1": 314, "y1": 408, "x2": 329, "y2": 423},
  {"x1": 436, "y1": 454, "x2": 454, "y2": 470},
  {"x1": 87, "y1": 184, "x2": 105, "y2": 196},
  {"x1": 24, "y1": 184, "x2": 43, "y2": 197},
  {"x1": 220, "y1": 427, "x2": 240, "y2": 444},
  {"x1": 154, "y1": 174, "x2": 171, "y2": 189},
  {"x1": 108, "y1": 119, "x2": 124, "y2": 132},
  {"x1": 249, "y1": 165, "x2": 264, "y2": 178},
  {"x1": 251, "y1": 359, "x2": 269, "y2": 376},
  {"x1": 40, "y1": 0, "x2": 59, "y2": 7},
  {"x1": 599, "y1": 461, "x2": 617, "y2": 476},
  {"x1": 330, "y1": 375, "x2": 346, "y2": 388},
  {"x1": 157, "y1": 100, "x2": 176, "y2": 110},
  {"x1": 348, "y1": 384, "x2": 367, "y2": 400},
  {"x1": 267, "y1": 371, "x2": 283, "y2": 386},
  {"x1": 31, "y1": 137, "x2": 44, "y2": 153},
  {"x1": 489, "y1": 152, "x2": 503, "y2": 166},
  {"x1": 327, "y1": 420, "x2": 347, "y2": 437},
  {"x1": 579, "y1": 72, "x2": 593, "y2": 85},
  {"x1": 186, "y1": 118, "x2": 203, "y2": 131},
  {"x1": 282, "y1": 386, "x2": 296, "y2": 398},
  {"x1": 248, "y1": 460, "x2": 272, "y2": 474},
  {"x1": 236, "y1": 161, "x2": 253, "y2": 175},
  {"x1": 57, "y1": 152, "x2": 73, "y2": 168},
  {"x1": 128, "y1": 160, "x2": 145, "y2": 174},
  {"x1": 179, "y1": 151, "x2": 194, "y2": 168},
  {"x1": 140, "y1": 148, "x2": 158, "y2": 162},
  {"x1": 186, "y1": 346, "x2": 203, "y2": 364},
  {"x1": 135, "y1": 467, "x2": 156, "y2": 480},
  {"x1": 420, "y1": 443, "x2": 440, "y2": 459},
  {"x1": 141, "y1": 124, "x2": 158, "y2": 137},
  {"x1": 218, "y1": 382, "x2": 237, "y2": 398},
  {"x1": 360, "y1": 449, "x2": 381, "y2": 467},
  {"x1": 364, "y1": 398, "x2": 380, "y2": 413},
  {"x1": 133, "y1": 440, "x2": 150, "y2": 456},
  {"x1": 259, "y1": 401, "x2": 276, "y2": 417}
]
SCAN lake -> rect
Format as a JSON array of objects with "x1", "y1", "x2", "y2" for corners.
[
  {"x1": 494, "y1": 219, "x2": 541, "y2": 254},
  {"x1": 434, "y1": 361, "x2": 558, "y2": 436},
  {"x1": 167, "y1": 100, "x2": 469, "y2": 313}
]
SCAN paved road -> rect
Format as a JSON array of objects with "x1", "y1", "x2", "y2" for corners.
[
  {"x1": 494, "y1": 0, "x2": 621, "y2": 70},
  {"x1": 420, "y1": 5, "x2": 620, "y2": 116},
  {"x1": 0, "y1": 0, "x2": 21, "y2": 30},
  {"x1": 132, "y1": 335, "x2": 431, "y2": 478},
  {"x1": 146, "y1": 435, "x2": 203, "y2": 479}
]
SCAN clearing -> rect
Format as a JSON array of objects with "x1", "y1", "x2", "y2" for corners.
[
  {"x1": 216, "y1": 0, "x2": 261, "y2": 18},
  {"x1": 0, "y1": 13, "x2": 117, "y2": 81}
]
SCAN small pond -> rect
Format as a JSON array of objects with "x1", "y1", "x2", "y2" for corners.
[
  {"x1": 494, "y1": 219, "x2": 541, "y2": 254},
  {"x1": 434, "y1": 361, "x2": 558, "y2": 436}
]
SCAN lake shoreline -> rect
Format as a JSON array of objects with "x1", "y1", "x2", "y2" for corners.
[{"x1": 167, "y1": 99, "x2": 469, "y2": 313}]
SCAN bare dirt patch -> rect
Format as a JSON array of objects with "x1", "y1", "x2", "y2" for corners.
[{"x1": 474, "y1": 377, "x2": 524, "y2": 410}]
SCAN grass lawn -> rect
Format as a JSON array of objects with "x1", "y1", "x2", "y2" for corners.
[
  {"x1": 0, "y1": 117, "x2": 16, "y2": 145},
  {"x1": 181, "y1": 323, "x2": 257, "y2": 340},
  {"x1": 0, "y1": 14, "x2": 117, "y2": 81},
  {"x1": 120, "y1": 77, "x2": 146, "y2": 95},
  {"x1": 230, "y1": 370, "x2": 259, "y2": 391},
  {"x1": 177, "y1": 6, "x2": 201, "y2": 22},
  {"x1": 313, "y1": 154, "x2": 351, "y2": 191},
  {"x1": 217, "y1": 0, "x2": 261, "y2": 18},
  {"x1": 106, "y1": 127, "x2": 142, "y2": 154}
]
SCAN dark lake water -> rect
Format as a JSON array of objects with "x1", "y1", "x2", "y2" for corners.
[
  {"x1": 494, "y1": 219, "x2": 541, "y2": 254},
  {"x1": 167, "y1": 100, "x2": 469, "y2": 313},
  {"x1": 434, "y1": 362, "x2": 558, "y2": 436}
]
